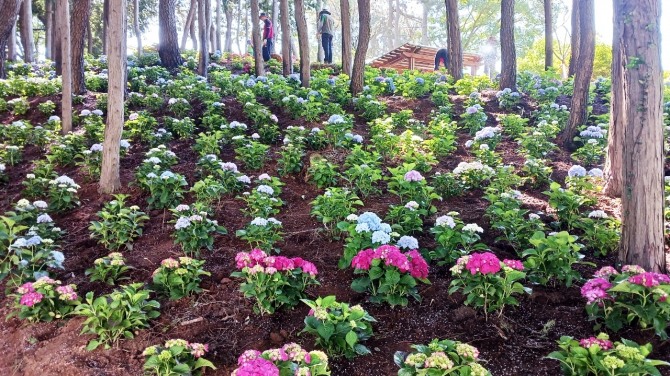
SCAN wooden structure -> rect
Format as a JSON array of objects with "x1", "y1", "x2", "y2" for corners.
[{"x1": 370, "y1": 43, "x2": 483, "y2": 75}]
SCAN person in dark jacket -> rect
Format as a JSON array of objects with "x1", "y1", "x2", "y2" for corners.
[
  {"x1": 259, "y1": 13, "x2": 274, "y2": 62},
  {"x1": 317, "y1": 8, "x2": 335, "y2": 64},
  {"x1": 434, "y1": 48, "x2": 449, "y2": 71}
]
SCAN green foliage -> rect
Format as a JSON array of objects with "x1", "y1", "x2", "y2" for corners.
[
  {"x1": 142, "y1": 339, "x2": 216, "y2": 376},
  {"x1": 395, "y1": 339, "x2": 491, "y2": 376},
  {"x1": 152, "y1": 257, "x2": 210, "y2": 300},
  {"x1": 522, "y1": 231, "x2": 586, "y2": 287},
  {"x1": 85, "y1": 253, "x2": 131, "y2": 285}
]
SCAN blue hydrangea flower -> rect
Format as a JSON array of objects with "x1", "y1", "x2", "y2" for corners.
[
  {"x1": 355, "y1": 223, "x2": 371, "y2": 233},
  {"x1": 397, "y1": 236, "x2": 419, "y2": 250},
  {"x1": 357, "y1": 212, "x2": 382, "y2": 232},
  {"x1": 371, "y1": 231, "x2": 391, "y2": 245},
  {"x1": 378, "y1": 223, "x2": 392, "y2": 234}
]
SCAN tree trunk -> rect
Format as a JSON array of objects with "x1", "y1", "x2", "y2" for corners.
[
  {"x1": 52, "y1": 4, "x2": 61, "y2": 74},
  {"x1": 279, "y1": 0, "x2": 291, "y2": 75},
  {"x1": 499, "y1": 0, "x2": 516, "y2": 90},
  {"x1": 272, "y1": 0, "x2": 279, "y2": 49},
  {"x1": 295, "y1": 0, "x2": 309, "y2": 86},
  {"x1": 0, "y1": 0, "x2": 21, "y2": 78},
  {"x1": 567, "y1": 0, "x2": 579, "y2": 77},
  {"x1": 350, "y1": 0, "x2": 370, "y2": 94},
  {"x1": 102, "y1": 0, "x2": 109, "y2": 54},
  {"x1": 71, "y1": 0, "x2": 91, "y2": 95},
  {"x1": 236, "y1": 0, "x2": 241, "y2": 53},
  {"x1": 558, "y1": 0, "x2": 594, "y2": 148},
  {"x1": 208, "y1": 5, "x2": 214, "y2": 53},
  {"x1": 198, "y1": 0, "x2": 209, "y2": 76},
  {"x1": 57, "y1": 0, "x2": 72, "y2": 134},
  {"x1": 316, "y1": 0, "x2": 323, "y2": 63},
  {"x1": 250, "y1": 0, "x2": 264, "y2": 76},
  {"x1": 159, "y1": 0, "x2": 183, "y2": 68},
  {"x1": 604, "y1": 0, "x2": 624, "y2": 197},
  {"x1": 190, "y1": 9, "x2": 198, "y2": 50},
  {"x1": 619, "y1": 0, "x2": 666, "y2": 273},
  {"x1": 8, "y1": 22, "x2": 16, "y2": 61},
  {"x1": 224, "y1": 1, "x2": 233, "y2": 52},
  {"x1": 45, "y1": 0, "x2": 53, "y2": 59},
  {"x1": 19, "y1": 0, "x2": 35, "y2": 62},
  {"x1": 544, "y1": 0, "x2": 553, "y2": 70},
  {"x1": 421, "y1": 0, "x2": 429, "y2": 45},
  {"x1": 340, "y1": 0, "x2": 352, "y2": 76},
  {"x1": 387, "y1": 0, "x2": 393, "y2": 49},
  {"x1": 134, "y1": 0, "x2": 141, "y2": 56},
  {"x1": 445, "y1": 0, "x2": 462, "y2": 80},
  {"x1": 100, "y1": 0, "x2": 127, "y2": 194},
  {"x1": 215, "y1": 0, "x2": 222, "y2": 51},
  {"x1": 87, "y1": 17, "x2": 93, "y2": 54},
  {"x1": 181, "y1": 0, "x2": 197, "y2": 50}
]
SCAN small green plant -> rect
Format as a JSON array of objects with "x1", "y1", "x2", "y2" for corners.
[
  {"x1": 142, "y1": 339, "x2": 216, "y2": 376},
  {"x1": 308, "y1": 156, "x2": 339, "y2": 189},
  {"x1": 172, "y1": 210, "x2": 227, "y2": 256},
  {"x1": 144, "y1": 171, "x2": 188, "y2": 209},
  {"x1": 8, "y1": 277, "x2": 80, "y2": 322},
  {"x1": 301, "y1": 296, "x2": 376, "y2": 358},
  {"x1": 74, "y1": 283, "x2": 161, "y2": 350},
  {"x1": 47, "y1": 175, "x2": 80, "y2": 211},
  {"x1": 522, "y1": 231, "x2": 587, "y2": 287},
  {"x1": 235, "y1": 140, "x2": 269, "y2": 171},
  {"x1": 152, "y1": 257, "x2": 210, "y2": 300},
  {"x1": 544, "y1": 182, "x2": 588, "y2": 229},
  {"x1": 89, "y1": 194, "x2": 149, "y2": 251},
  {"x1": 429, "y1": 213, "x2": 487, "y2": 264},
  {"x1": 85, "y1": 253, "x2": 130, "y2": 285},
  {"x1": 37, "y1": 100, "x2": 56, "y2": 115},
  {"x1": 395, "y1": 339, "x2": 491, "y2": 376},
  {"x1": 235, "y1": 217, "x2": 283, "y2": 252},
  {"x1": 310, "y1": 188, "x2": 363, "y2": 233},
  {"x1": 384, "y1": 201, "x2": 427, "y2": 234}
]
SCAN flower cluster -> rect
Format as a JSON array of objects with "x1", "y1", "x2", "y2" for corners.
[
  {"x1": 351, "y1": 245, "x2": 428, "y2": 279},
  {"x1": 232, "y1": 344, "x2": 330, "y2": 376},
  {"x1": 396, "y1": 339, "x2": 490, "y2": 376},
  {"x1": 142, "y1": 339, "x2": 216, "y2": 375},
  {"x1": 10, "y1": 277, "x2": 80, "y2": 322}
]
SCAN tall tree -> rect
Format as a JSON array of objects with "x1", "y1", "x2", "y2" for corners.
[
  {"x1": 0, "y1": 0, "x2": 21, "y2": 78},
  {"x1": 181, "y1": 0, "x2": 197, "y2": 50},
  {"x1": 558, "y1": 0, "x2": 594, "y2": 147},
  {"x1": 102, "y1": 0, "x2": 109, "y2": 53},
  {"x1": 53, "y1": 4, "x2": 61, "y2": 74},
  {"x1": 250, "y1": 0, "x2": 264, "y2": 76},
  {"x1": 499, "y1": 0, "x2": 516, "y2": 90},
  {"x1": 340, "y1": 0, "x2": 351, "y2": 76},
  {"x1": 100, "y1": 0, "x2": 127, "y2": 194},
  {"x1": 603, "y1": 0, "x2": 624, "y2": 197},
  {"x1": 19, "y1": 0, "x2": 35, "y2": 62},
  {"x1": 350, "y1": 0, "x2": 370, "y2": 94},
  {"x1": 421, "y1": 0, "x2": 429, "y2": 45},
  {"x1": 224, "y1": 0, "x2": 233, "y2": 52},
  {"x1": 279, "y1": 0, "x2": 291, "y2": 75},
  {"x1": 45, "y1": 0, "x2": 54, "y2": 59},
  {"x1": 619, "y1": 0, "x2": 666, "y2": 273},
  {"x1": 236, "y1": 0, "x2": 241, "y2": 53},
  {"x1": 567, "y1": 0, "x2": 579, "y2": 76},
  {"x1": 57, "y1": 0, "x2": 72, "y2": 134},
  {"x1": 197, "y1": 0, "x2": 209, "y2": 76},
  {"x1": 544, "y1": 0, "x2": 552, "y2": 70},
  {"x1": 133, "y1": 0, "x2": 142, "y2": 56},
  {"x1": 158, "y1": 0, "x2": 183, "y2": 68},
  {"x1": 216, "y1": 0, "x2": 222, "y2": 51},
  {"x1": 295, "y1": 0, "x2": 309, "y2": 86},
  {"x1": 8, "y1": 22, "x2": 16, "y2": 62},
  {"x1": 71, "y1": 0, "x2": 91, "y2": 95},
  {"x1": 444, "y1": 0, "x2": 462, "y2": 80}
]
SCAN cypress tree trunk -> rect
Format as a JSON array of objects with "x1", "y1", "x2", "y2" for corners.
[
  {"x1": 619, "y1": 0, "x2": 666, "y2": 273},
  {"x1": 181, "y1": 0, "x2": 197, "y2": 50},
  {"x1": 421, "y1": 0, "x2": 429, "y2": 45},
  {"x1": 0, "y1": 0, "x2": 21, "y2": 78},
  {"x1": 102, "y1": 0, "x2": 109, "y2": 54},
  {"x1": 250, "y1": 0, "x2": 264, "y2": 76},
  {"x1": 190, "y1": 10, "x2": 198, "y2": 50},
  {"x1": 295, "y1": 0, "x2": 310, "y2": 86},
  {"x1": 544, "y1": 0, "x2": 553, "y2": 70},
  {"x1": 603, "y1": 0, "x2": 624, "y2": 197},
  {"x1": 499, "y1": 0, "x2": 516, "y2": 90},
  {"x1": 198, "y1": 0, "x2": 209, "y2": 76},
  {"x1": 45, "y1": 0, "x2": 53, "y2": 59},
  {"x1": 568, "y1": 0, "x2": 580, "y2": 77},
  {"x1": 340, "y1": 0, "x2": 352, "y2": 76},
  {"x1": 224, "y1": 1, "x2": 233, "y2": 52},
  {"x1": 57, "y1": 0, "x2": 72, "y2": 134},
  {"x1": 8, "y1": 22, "x2": 16, "y2": 62},
  {"x1": 216, "y1": 0, "x2": 222, "y2": 51},
  {"x1": 350, "y1": 0, "x2": 370, "y2": 94},
  {"x1": 71, "y1": 0, "x2": 91, "y2": 95},
  {"x1": 279, "y1": 0, "x2": 291, "y2": 75},
  {"x1": 444, "y1": 0, "x2": 462, "y2": 80},
  {"x1": 19, "y1": 0, "x2": 35, "y2": 62},
  {"x1": 134, "y1": 0, "x2": 142, "y2": 56},
  {"x1": 100, "y1": 0, "x2": 127, "y2": 194},
  {"x1": 158, "y1": 0, "x2": 183, "y2": 68}
]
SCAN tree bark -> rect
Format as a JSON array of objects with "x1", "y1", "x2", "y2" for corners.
[
  {"x1": 57, "y1": 0, "x2": 72, "y2": 134},
  {"x1": 208, "y1": 5, "x2": 214, "y2": 53},
  {"x1": 340, "y1": 0, "x2": 352, "y2": 76},
  {"x1": 295, "y1": 0, "x2": 309, "y2": 86},
  {"x1": 53, "y1": 3, "x2": 61, "y2": 74},
  {"x1": 190, "y1": 8, "x2": 198, "y2": 50},
  {"x1": 215, "y1": 0, "x2": 222, "y2": 51},
  {"x1": 181, "y1": 0, "x2": 197, "y2": 50},
  {"x1": 444, "y1": 0, "x2": 462, "y2": 80},
  {"x1": 0, "y1": 0, "x2": 21, "y2": 78},
  {"x1": 158, "y1": 0, "x2": 183, "y2": 69},
  {"x1": 198, "y1": 0, "x2": 209, "y2": 76},
  {"x1": 619, "y1": 0, "x2": 666, "y2": 273},
  {"x1": 387, "y1": 0, "x2": 393, "y2": 49},
  {"x1": 250, "y1": 0, "x2": 264, "y2": 75},
  {"x1": 604, "y1": 0, "x2": 624, "y2": 197},
  {"x1": 87, "y1": 17, "x2": 93, "y2": 54},
  {"x1": 544, "y1": 0, "x2": 553, "y2": 70},
  {"x1": 567, "y1": 0, "x2": 579, "y2": 76},
  {"x1": 8, "y1": 21, "x2": 16, "y2": 62},
  {"x1": 102, "y1": 0, "x2": 109, "y2": 54},
  {"x1": 499, "y1": 0, "x2": 516, "y2": 90},
  {"x1": 236, "y1": 0, "x2": 241, "y2": 53},
  {"x1": 71, "y1": 0, "x2": 91, "y2": 95},
  {"x1": 224, "y1": 0, "x2": 233, "y2": 52},
  {"x1": 280, "y1": 0, "x2": 291, "y2": 75},
  {"x1": 133, "y1": 0, "x2": 141, "y2": 56},
  {"x1": 45, "y1": 0, "x2": 53, "y2": 59},
  {"x1": 421, "y1": 0, "x2": 429, "y2": 45},
  {"x1": 350, "y1": 0, "x2": 370, "y2": 94},
  {"x1": 558, "y1": 0, "x2": 594, "y2": 147},
  {"x1": 19, "y1": 0, "x2": 35, "y2": 62},
  {"x1": 100, "y1": 0, "x2": 127, "y2": 194}
]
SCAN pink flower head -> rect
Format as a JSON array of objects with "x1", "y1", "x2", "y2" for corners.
[
  {"x1": 351, "y1": 249, "x2": 375, "y2": 270},
  {"x1": 237, "y1": 350, "x2": 262, "y2": 365},
  {"x1": 594, "y1": 266, "x2": 619, "y2": 278},
  {"x1": 56, "y1": 285, "x2": 75, "y2": 294},
  {"x1": 406, "y1": 250, "x2": 429, "y2": 279},
  {"x1": 17, "y1": 282, "x2": 35, "y2": 295},
  {"x1": 622, "y1": 265, "x2": 645, "y2": 274},
  {"x1": 249, "y1": 249, "x2": 268, "y2": 262},
  {"x1": 299, "y1": 261, "x2": 318, "y2": 276},
  {"x1": 382, "y1": 248, "x2": 411, "y2": 272},
  {"x1": 403, "y1": 170, "x2": 424, "y2": 182},
  {"x1": 235, "y1": 252, "x2": 254, "y2": 269},
  {"x1": 232, "y1": 358, "x2": 279, "y2": 376},
  {"x1": 189, "y1": 343, "x2": 209, "y2": 358},
  {"x1": 628, "y1": 272, "x2": 670, "y2": 287},
  {"x1": 265, "y1": 267, "x2": 278, "y2": 274},
  {"x1": 272, "y1": 256, "x2": 295, "y2": 271},
  {"x1": 503, "y1": 259, "x2": 524, "y2": 271},
  {"x1": 579, "y1": 337, "x2": 613, "y2": 350},
  {"x1": 19, "y1": 291, "x2": 44, "y2": 307},
  {"x1": 466, "y1": 252, "x2": 501, "y2": 275},
  {"x1": 161, "y1": 258, "x2": 180, "y2": 268},
  {"x1": 581, "y1": 278, "x2": 612, "y2": 304},
  {"x1": 263, "y1": 256, "x2": 276, "y2": 267},
  {"x1": 292, "y1": 257, "x2": 306, "y2": 268}
]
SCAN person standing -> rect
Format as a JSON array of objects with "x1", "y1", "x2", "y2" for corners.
[
  {"x1": 317, "y1": 8, "x2": 335, "y2": 64},
  {"x1": 259, "y1": 12, "x2": 274, "y2": 62},
  {"x1": 482, "y1": 36, "x2": 498, "y2": 79}
]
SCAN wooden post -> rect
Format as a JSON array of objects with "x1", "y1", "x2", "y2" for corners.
[{"x1": 57, "y1": 0, "x2": 72, "y2": 134}]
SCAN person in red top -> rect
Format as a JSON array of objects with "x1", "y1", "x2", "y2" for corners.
[{"x1": 259, "y1": 12, "x2": 274, "y2": 62}]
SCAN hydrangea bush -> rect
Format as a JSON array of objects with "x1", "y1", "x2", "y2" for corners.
[
  {"x1": 395, "y1": 339, "x2": 491, "y2": 376},
  {"x1": 233, "y1": 344, "x2": 330, "y2": 376}
]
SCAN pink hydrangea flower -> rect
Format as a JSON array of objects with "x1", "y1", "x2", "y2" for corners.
[
  {"x1": 594, "y1": 266, "x2": 619, "y2": 278},
  {"x1": 382, "y1": 248, "x2": 411, "y2": 272},
  {"x1": 188, "y1": 343, "x2": 209, "y2": 358},
  {"x1": 403, "y1": 170, "x2": 424, "y2": 182},
  {"x1": 299, "y1": 261, "x2": 318, "y2": 276},
  {"x1": 466, "y1": 252, "x2": 501, "y2": 275},
  {"x1": 17, "y1": 282, "x2": 35, "y2": 295},
  {"x1": 235, "y1": 252, "x2": 254, "y2": 269},
  {"x1": 628, "y1": 272, "x2": 670, "y2": 287},
  {"x1": 161, "y1": 258, "x2": 180, "y2": 268},
  {"x1": 406, "y1": 250, "x2": 429, "y2": 279},
  {"x1": 237, "y1": 350, "x2": 262, "y2": 365},
  {"x1": 249, "y1": 249, "x2": 268, "y2": 262},
  {"x1": 19, "y1": 292, "x2": 44, "y2": 307},
  {"x1": 351, "y1": 249, "x2": 375, "y2": 270},
  {"x1": 232, "y1": 358, "x2": 279, "y2": 376},
  {"x1": 272, "y1": 256, "x2": 295, "y2": 271},
  {"x1": 581, "y1": 278, "x2": 612, "y2": 304},
  {"x1": 503, "y1": 259, "x2": 524, "y2": 271},
  {"x1": 579, "y1": 337, "x2": 613, "y2": 350},
  {"x1": 622, "y1": 265, "x2": 645, "y2": 274}
]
